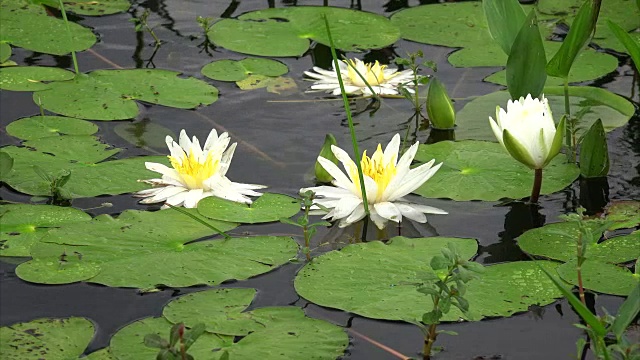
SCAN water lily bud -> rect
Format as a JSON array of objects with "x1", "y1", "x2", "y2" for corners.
[
  {"x1": 315, "y1": 134, "x2": 338, "y2": 183},
  {"x1": 426, "y1": 77, "x2": 456, "y2": 130}
]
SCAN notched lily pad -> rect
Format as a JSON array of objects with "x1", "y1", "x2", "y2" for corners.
[
  {"x1": 15, "y1": 209, "x2": 298, "y2": 288},
  {"x1": 557, "y1": 260, "x2": 639, "y2": 296},
  {"x1": 413, "y1": 140, "x2": 580, "y2": 201},
  {"x1": 198, "y1": 193, "x2": 300, "y2": 224},
  {"x1": 0, "y1": 0, "x2": 96, "y2": 55},
  {"x1": 0, "y1": 317, "x2": 94, "y2": 359},
  {"x1": 208, "y1": 7, "x2": 400, "y2": 57},
  {"x1": 294, "y1": 236, "x2": 562, "y2": 322},
  {"x1": 0, "y1": 66, "x2": 75, "y2": 91},
  {"x1": 605, "y1": 201, "x2": 640, "y2": 230},
  {"x1": 201, "y1": 58, "x2": 289, "y2": 82},
  {"x1": 36, "y1": 0, "x2": 131, "y2": 16},
  {"x1": 0, "y1": 42, "x2": 12, "y2": 63},
  {"x1": 6, "y1": 115, "x2": 99, "y2": 140},
  {"x1": 0, "y1": 203, "x2": 92, "y2": 257},
  {"x1": 34, "y1": 69, "x2": 218, "y2": 121}
]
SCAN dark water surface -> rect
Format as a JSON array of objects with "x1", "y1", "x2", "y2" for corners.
[{"x1": 1, "y1": 0, "x2": 639, "y2": 359}]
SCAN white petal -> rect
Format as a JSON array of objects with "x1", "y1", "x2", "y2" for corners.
[
  {"x1": 202, "y1": 128, "x2": 219, "y2": 152},
  {"x1": 141, "y1": 186, "x2": 188, "y2": 204},
  {"x1": 396, "y1": 203, "x2": 427, "y2": 223},
  {"x1": 165, "y1": 191, "x2": 188, "y2": 207},
  {"x1": 178, "y1": 130, "x2": 192, "y2": 154},
  {"x1": 184, "y1": 189, "x2": 205, "y2": 208},
  {"x1": 383, "y1": 134, "x2": 401, "y2": 166},
  {"x1": 317, "y1": 156, "x2": 356, "y2": 193},
  {"x1": 386, "y1": 161, "x2": 442, "y2": 200},
  {"x1": 328, "y1": 196, "x2": 362, "y2": 220},
  {"x1": 369, "y1": 209, "x2": 389, "y2": 230},
  {"x1": 407, "y1": 203, "x2": 448, "y2": 214},
  {"x1": 345, "y1": 204, "x2": 366, "y2": 224},
  {"x1": 146, "y1": 162, "x2": 180, "y2": 179},
  {"x1": 374, "y1": 202, "x2": 402, "y2": 223}
]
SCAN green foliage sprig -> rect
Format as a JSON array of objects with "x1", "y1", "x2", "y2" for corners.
[
  {"x1": 131, "y1": 9, "x2": 162, "y2": 47},
  {"x1": 395, "y1": 50, "x2": 433, "y2": 117},
  {"x1": 280, "y1": 190, "x2": 331, "y2": 261},
  {"x1": 414, "y1": 243, "x2": 484, "y2": 359},
  {"x1": 33, "y1": 166, "x2": 72, "y2": 206},
  {"x1": 144, "y1": 322, "x2": 207, "y2": 360}
]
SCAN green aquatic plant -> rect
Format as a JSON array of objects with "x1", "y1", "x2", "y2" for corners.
[
  {"x1": 314, "y1": 134, "x2": 339, "y2": 184},
  {"x1": 415, "y1": 243, "x2": 484, "y2": 359},
  {"x1": 394, "y1": 50, "x2": 433, "y2": 118},
  {"x1": 33, "y1": 166, "x2": 72, "y2": 206},
  {"x1": 539, "y1": 265, "x2": 640, "y2": 360},
  {"x1": 280, "y1": 190, "x2": 331, "y2": 261},
  {"x1": 144, "y1": 322, "x2": 206, "y2": 360},
  {"x1": 425, "y1": 77, "x2": 456, "y2": 130},
  {"x1": 131, "y1": 8, "x2": 162, "y2": 47}
]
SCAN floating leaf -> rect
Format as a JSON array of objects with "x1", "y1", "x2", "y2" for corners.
[
  {"x1": 163, "y1": 288, "x2": 349, "y2": 359},
  {"x1": 456, "y1": 88, "x2": 634, "y2": 141},
  {"x1": 208, "y1": 7, "x2": 399, "y2": 57},
  {"x1": 109, "y1": 317, "x2": 231, "y2": 360},
  {"x1": 235, "y1": 75, "x2": 298, "y2": 94},
  {"x1": 0, "y1": 66, "x2": 75, "y2": 91},
  {"x1": 16, "y1": 209, "x2": 299, "y2": 288},
  {"x1": 0, "y1": 1, "x2": 96, "y2": 55},
  {"x1": 84, "y1": 349, "x2": 117, "y2": 360},
  {"x1": 6, "y1": 115, "x2": 98, "y2": 140},
  {"x1": 412, "y1": 140, "x2": 580, "y2": 201},
  {"x1": 35, "y1": 0, "x2": 131, "y2": 16},
  {"x1": 0, "y1": 151, "x2": 13, "y2": 181},
  {"x1": 0, "y1": 42, "x2": 11, "y2": 62},
  {"x1": 518, "y1": 221, "x2": 639, "y2": 264},
  {"x1": 198, "y1": 193, "x2": 300, "y2": 224},
  {"x1": 34, "y1": 69, "x2": 218, "y2": 121},
  {"x1": 163, "y1": 288, "x2": 260, "y2": 336},
  {"x1": 201, "y1": 58, "x2": 288, "y2": 82},
  {"x1": 0, "y1": 317, "x2": 94, "y2": 359},
  {"x1": 295, "y1": 236, "x2": 562, "y2": 322},
  {"x1": 557, "y1": 260, "x2": 639, "y2": 296},
  {"x1": 1, "y1": 135, "x2": 169, "y2": 197},
  {"x1": 537, "y1": 0, "x2": 640, "y2": 52},
  {"x1": 605, "y1": 201, "x2": 640, "y2": 230},
  {"x1": 0, "y1": 203, "x2": 91, "y2": 257}
]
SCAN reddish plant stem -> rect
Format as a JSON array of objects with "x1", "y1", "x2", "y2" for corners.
[
  {"x1": 576, "y1": 233, "x2": 587, "y2": 306},
  {"x1": 530, "y1": 168, "x2": 543, "y2": 203}
]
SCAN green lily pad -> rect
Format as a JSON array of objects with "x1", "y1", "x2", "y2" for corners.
[
  {"x1": 0, "y1": 42, "x2": 11, "y2": 62},
  {"x1": 208, "y1": 7, "x2": 400, "y2": 57},
  {"x1": 114, "y1": 120, "x2": 176, "y2": 151},
  {"x1": 0, "y1": 203, "x2": 92, "y2": 257},
  {"x1": 518, "y1": 222, "x2": 640, "y2": 264},
  {"x1": 35, "y1": 0, "x2": 131, "y2": 16},
  {"x1": 162, "y1": 288, "x2": 349, "y2": 359},
  {"x1": 0, "y1": 66, "x2": 75, "y2": 91},
  {"x1": 109, "y1": 317, "x2": 231, "y2": 360},
  {"x1": 456, "y1": 87, "x2": 634, "y2": 141},
  {"x1": 0, "y1": 151, "x2": 13, "y2": 181},
  {"x1": 34, "y1": 69, "x2": 218, "y2": 121},
  {"x1": 201, "y1": 58, "x2": 288, "y2": 82},
  {"x1": 163, "y1": 288, "x2": 260, "y2": 336},
  {"x1": 0, "y1": 1, "x2": 96, "y2": 55},
  {"x1": 236, "y1": 75, "x2": 298, "y2": 94},
  {"x1": 412, "y1": 140, "x2": 580, "y2": 201},
  {"x1": 0, "y1": 317, "x2": 94, "y2": 359},
  {"x1": 15, "y1": 209, "x2": 298, "y2": 288},
  {"x1": 537, "y1": 0, "x2": 640, "y2": 52},
  {"x1": 605, "y1": 201, "x2": 640, "y2": 230},
  {"x1": 295, "y1": 236, "x2": 562, "y2": 322},
  {"x1": 6, "y1": 115, "x2": 98, "y2": 140},
  {"x1": 84, "y1": 349, "x2": 117, "y2": 360},
  {"x1": 198, "y1": 193, "x2": 300, "y2": 224},
  {"x1": 484, "y1": 43, "x2": 618, "y2": 86},
  {"x1": 557, "y1": 260, "x2": 639, "y2": 296},
  {"x1": 0, "y1": 133, "x2": 172, "y2": 198}
]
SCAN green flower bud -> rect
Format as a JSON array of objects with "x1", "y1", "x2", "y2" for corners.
[
  {"x1": 426, "y1": 77, "x2": 456, "y2": 130},
  {"x1": 315, "y1": 134, "x2": 338, "y2": 183}
]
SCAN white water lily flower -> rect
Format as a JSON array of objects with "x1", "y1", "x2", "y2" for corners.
[
  {"x1": 304, "y1": 58, "x2": 415, "y2": 96},
  {"x1": 490, "y1": 94, "x2": 565, "y2": 170},
  {"x1": 301, "y1": 134, "x2": 447, "y2": 230},
  {"x1": 135, "y1": 129, "x2": 266, "y2": 208}
]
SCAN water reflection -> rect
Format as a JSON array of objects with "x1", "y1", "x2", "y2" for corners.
[
  {"x1": 579, "y1": 177, "x2": 609, "y2": 216},
  {"x1": 481, "y1": 202, "x2": 545, "y2": 264}
]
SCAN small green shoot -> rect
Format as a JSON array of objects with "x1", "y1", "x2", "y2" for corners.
[
  {"x1": 280, "y1": 190, "x2": 331, "y2": 261},
  {"x1": 33, "y1": 166, "x2": 72, "y2": 205},
  {"x1": 414, "y1": 243, "x2": 484, "y2": 359},
  {"x1": 395, "y1": 50, "x2": 433, "y2": 117},
  {"x1": 131, "y1": 9, "x2": 162, "y2": 47},
  {"x1": 144, "y1": 322, "x2": 206, "y2": 360}
]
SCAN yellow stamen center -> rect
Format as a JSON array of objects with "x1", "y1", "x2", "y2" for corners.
[
  {"x1": 345, "y1": 60, "x2": 388, "y2": 87},
  {"x1": 169, "y1": 150, "x2": 219, "y2": 189},
  {"x1": 350, "y1": 144, "x2": 397, "y2": 202}
]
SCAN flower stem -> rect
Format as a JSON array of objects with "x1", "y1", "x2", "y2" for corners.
[
  {"x1": 57, "y1": 0, "x2": 80, "y2": 75},
  {"x1": 576, "y1": 232, "x2": 586, "y2": 306},
  {"x1": 530, "y1": 168, "x2": 543, "y2": 203},
  {"x1": 422, "y1": 297, "x2": 440, "y2": 360},
  {"x1": 322, "y1": 15, "x2": 370, "y2": 217}
]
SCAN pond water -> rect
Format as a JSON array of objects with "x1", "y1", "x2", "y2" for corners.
[{"x1": 1, "y1": 0, "x2": 639, "y2": 359}]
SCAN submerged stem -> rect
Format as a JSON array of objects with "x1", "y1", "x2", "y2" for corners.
[
  {"x1": 423, "y1": 297, "x2": 440, "y2": 360},
  {"x1": 530, "y1": 168, "x2": 543, "y2": 204}
]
